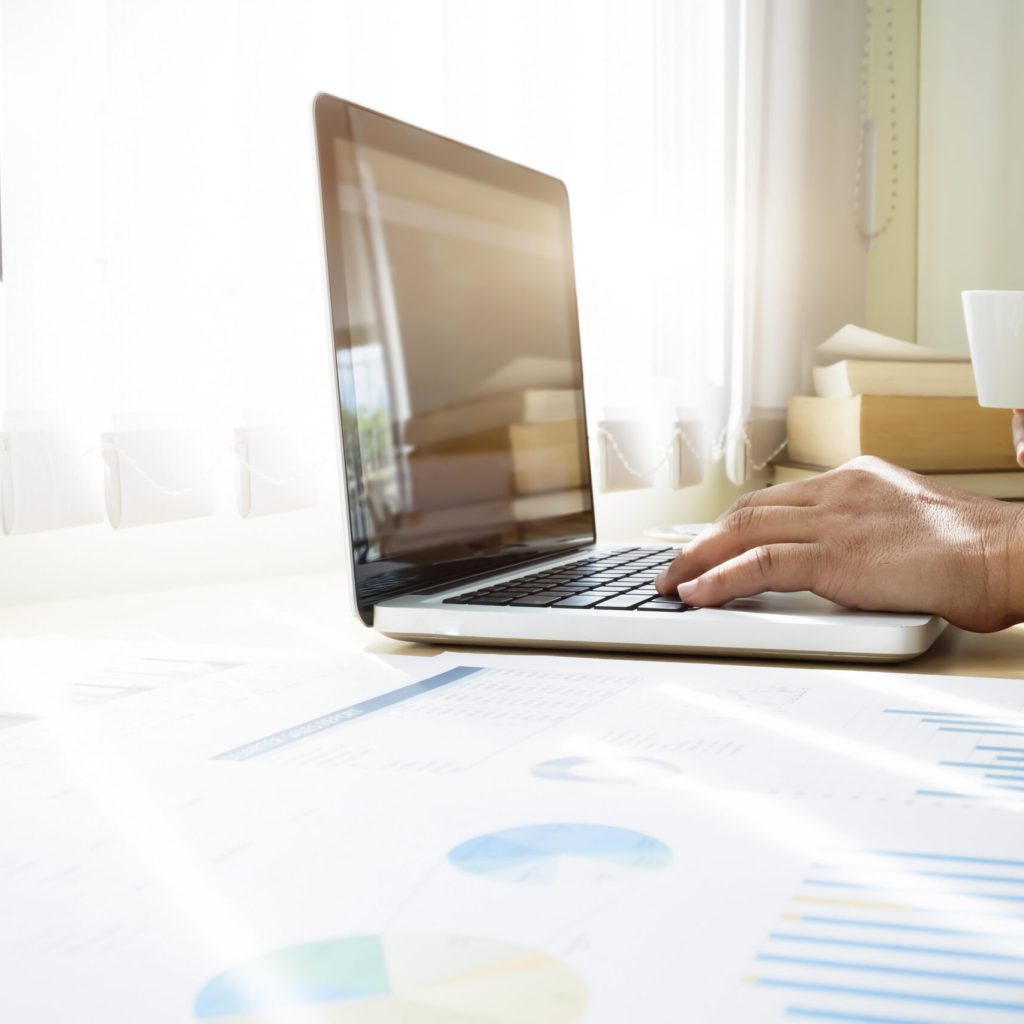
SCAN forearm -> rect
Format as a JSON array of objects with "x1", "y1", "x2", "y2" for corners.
[{"x1": 997, "y1": 502, "x2": 1024, "y2": 628}]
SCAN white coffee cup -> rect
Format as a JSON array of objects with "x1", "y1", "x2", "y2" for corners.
[{"x1": 962, "y1": 290, "x2": 1024, "y2": 408}]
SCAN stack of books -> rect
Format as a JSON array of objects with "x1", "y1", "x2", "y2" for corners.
[
  {"x1": 405, "y1": 387, "x2": 586, "y2": 502},
  {"x1": 398, "y1": 353, "x2": 591, "y2": 541},
  {"x1": 773, "y1": 325, "x2": 1024, "y2": 499}
]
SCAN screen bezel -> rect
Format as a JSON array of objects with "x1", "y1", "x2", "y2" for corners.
[{"x1": 313, "y1": 93, "x2": 596, "y2": 624}]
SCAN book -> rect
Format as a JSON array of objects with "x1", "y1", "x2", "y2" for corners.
[
  {"x1": 405, "y1": 451, "x2": 516, "y2": 512},
  {"x1": 771, "y1": 460, "x2": 1024, "y2": 500},
  {"x1": 786, "y1": 395, "x2": 1017, "y2": 472},
  {"x1": 812, "y1": 359, "x2": 977, "y2": 399},
  {"x1": 411, "y1": 420, "x2": 585, "y2": 495},
  {"x1": 465, "y1": 356, "x2": 578, "y2": 399},
  {"x1": 507, "y1": 421, "x2": 585, "y2": 495},
  {"x1": 816, "y1": 324, "x2": 970, "y2": 364},
  {"x1": 387, "y1": 488, "x2": 589, "y2": 555},
  {"x1": 404, "y1": 389, "x2": 582, "y2": 448}
]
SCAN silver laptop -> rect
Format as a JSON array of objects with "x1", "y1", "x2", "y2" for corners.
[{"x1": 313, "y1": 94, "x2": 945, "y2": 663}]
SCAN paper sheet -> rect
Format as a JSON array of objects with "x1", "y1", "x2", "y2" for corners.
[
  {"x1": 0, "y1": 637, "x2": 255, "y2": 724},
  {"x1": 2, "y1": 643, "x2": 1023, "y2": 1023},
  {"x1": 816, "y1": 324, "x2": 972, "y2": 364}
]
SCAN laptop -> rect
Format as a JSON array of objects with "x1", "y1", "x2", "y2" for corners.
[{"x1": 313, "y1": 94, "x2": 945, "y2": 663}]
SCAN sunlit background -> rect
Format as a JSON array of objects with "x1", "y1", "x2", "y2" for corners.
[
  {"x1": 1, "y1": 0, "x2": 733, "y2": 601},
  {"x1": 1, "y1": 0, "x2": 1021, "y2": 604}
]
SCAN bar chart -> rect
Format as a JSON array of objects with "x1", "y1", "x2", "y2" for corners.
[
  {"x1": 744, "y1": 846, "x2": 1024, "y2": 1023},
  {"x1": 883, "y1": 707, "x2": 1024, "y2": 803}
]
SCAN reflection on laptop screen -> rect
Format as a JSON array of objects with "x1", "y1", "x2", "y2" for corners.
[{"x1": 316, "y1": 99, "x2": 594, "y2": 607}]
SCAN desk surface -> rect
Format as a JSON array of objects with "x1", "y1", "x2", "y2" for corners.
[
  {"x1": 6, "y1": 570, "x2": 1023, "y2": 1024},
  {"x1": 3, "y1": 569, "x2": 1021, "y2": 678}
]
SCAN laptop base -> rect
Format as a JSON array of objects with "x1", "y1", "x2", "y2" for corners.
[{"x1": 375, "y1": 589, "x2": 947, "y2": 664}]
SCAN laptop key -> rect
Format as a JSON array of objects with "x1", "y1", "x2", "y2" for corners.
[
  {"x1": 637, "y1": 599, "x2": 692, "y2": 612},
  {"x1": 509, "y1": 592, "x2": 568, "y2": 606},
  {"x1": 593, "y1": 593, "x2": 655, "y2": 610},
  {"x1": 552, "y1": 593, "x2": 608, "y2": 608}
]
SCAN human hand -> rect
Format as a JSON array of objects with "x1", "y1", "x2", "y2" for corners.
[
  {"x1": 654, "y1": 456, "x2": 1024, "y2": 632},
  {"x1": 1013, "y1": 409, "x2": 1024, "y2": 467}
]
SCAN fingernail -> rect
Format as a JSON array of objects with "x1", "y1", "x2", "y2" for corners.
[
  {"x1": 654, "y1": 571, "x2": 667, "y2": 592},
  {"x1": 677, "y1": 579, "x2": 700, "y2": 602}
]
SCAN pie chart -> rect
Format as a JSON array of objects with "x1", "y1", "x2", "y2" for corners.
[
  {"x1": 532, "y1": 755, "x2": 680, "y2": 784},
  {"x1": 195, "y1": 932, "x2": 587, "y2": 1022},
  {"x1": 448, "y1": 823, "x2": 672, "y2": 884}
]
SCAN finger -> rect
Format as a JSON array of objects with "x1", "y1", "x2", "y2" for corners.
[
  {"x1": 1013, "y1": 411, "x2": 1024, "y2": 467},
  {"x1": 652, "y1": 481, "x2": 826, "y2": 596},
  {"x1": 675, "y1": 543, "x2": 823, "y2": 607},
  {"x1": 654, "y1": 505, "x2": 818, "y2": 595}
]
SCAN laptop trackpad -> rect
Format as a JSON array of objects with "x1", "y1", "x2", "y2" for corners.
[{"x1": 720, "y1": 590, "x2": 935, "y2": 626}]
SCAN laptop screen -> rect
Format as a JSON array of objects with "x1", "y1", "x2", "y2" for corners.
[{"x1": 314, "y1": 96, "x2": 595, "y2": 616}]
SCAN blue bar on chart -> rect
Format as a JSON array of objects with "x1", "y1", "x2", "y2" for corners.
[{"x1": 214, "y1": 666, "x2": 484, "y2": 761}]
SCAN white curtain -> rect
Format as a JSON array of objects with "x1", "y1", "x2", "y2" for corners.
[
  {"x1": 543, "y1": 0, "x2": 869, "y2": 493},
  {"x1": 1, "y1": 0, "x2": 328, "y2": 540},
  {"x1": 720, "y1": 0, "x2": 868, "y2": 484},
  {"x1": 0, "y1": 0, "x2": 869, "y2": 549}
]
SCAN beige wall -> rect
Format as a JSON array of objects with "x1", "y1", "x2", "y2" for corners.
[
  {"x1": 863, "y1": 0, "x2": 920, "y2": 343},
  {"x1": 917, "y1": 0, "x2": 1024, "y2": 354}
]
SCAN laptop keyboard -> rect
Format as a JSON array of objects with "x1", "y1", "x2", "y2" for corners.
[{"x1": 441, "y1": 547, "x2": 692, "y2": 613}]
